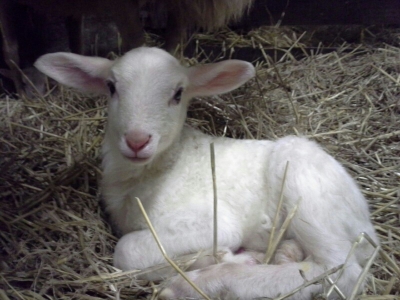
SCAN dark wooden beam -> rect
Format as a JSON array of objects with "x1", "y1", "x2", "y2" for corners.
[{"x1": 237, "y1": 0, "x2": 400, "y2": 28}]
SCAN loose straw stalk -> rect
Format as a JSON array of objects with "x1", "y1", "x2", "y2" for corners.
[
  {"x1": 264, "y1": 161, "x2": 290, "y2": 264},
  {"x1": 210, "y1": 142, "x2": 218, "y2": 262}
]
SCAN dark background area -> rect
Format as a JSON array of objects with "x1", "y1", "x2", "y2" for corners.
[
  {"x1": 240, "y1": 0, "x2": 400, "y2": 28},
  {"x1": 1, "y1": 0, "x2": 400, "y2": 94}
]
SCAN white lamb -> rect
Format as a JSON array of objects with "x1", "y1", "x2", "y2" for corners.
[{"x1": 34, "y1": 47, "x2": 378, "y2": 299}]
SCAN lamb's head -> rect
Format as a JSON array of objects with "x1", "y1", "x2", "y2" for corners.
[{"x1": 35, "y1": 47, "x2": 255, "y2": 165}]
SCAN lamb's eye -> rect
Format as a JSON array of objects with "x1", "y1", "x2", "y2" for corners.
[
  {"x1": 172, "y1": 87, "x2": 183, "y2": 104},
  {"x1": 107, "y1": 81, "x2": 116, "y2": 96}
]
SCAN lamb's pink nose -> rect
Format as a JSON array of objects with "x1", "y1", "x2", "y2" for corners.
[{"x1": 125, "y1": 130, "x2": 151, "y2": 153}]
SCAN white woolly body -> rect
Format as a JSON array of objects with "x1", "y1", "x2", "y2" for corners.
[
  {"x1": 103, "y1": 127, "x2": 274, "y2": 250},
  {"x1": 34, "y1": 47, "x2": 378, "y2": 300}
]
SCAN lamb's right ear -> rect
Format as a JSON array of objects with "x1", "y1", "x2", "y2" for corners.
[
  {"x1": 186, "y1": 60, "x2": 255, "y2": 97},
  {"x1": 34, "y1": 52, "x2": 113, "y2": 94}
]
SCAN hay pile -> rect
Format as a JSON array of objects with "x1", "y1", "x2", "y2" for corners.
[{"x1": 1, "y1": 27, "x2": 399, "y2": 299}]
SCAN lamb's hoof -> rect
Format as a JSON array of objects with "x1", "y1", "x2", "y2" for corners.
[
  {"x1": 159, "y1": 271, "x2": 201, "y2": 299},
  {"x1": 159, "y1": 287, "x2": 176, "y2": 299}
]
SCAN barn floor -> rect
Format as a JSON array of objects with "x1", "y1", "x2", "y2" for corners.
[{"x1": 0, "y1": 26, "x2": 399, "y2": 299}]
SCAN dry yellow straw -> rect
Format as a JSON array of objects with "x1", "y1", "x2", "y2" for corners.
[
  {"x1": 265, "y1": 198, "x2": 301, "y2": 264},
  {"x1": 210, "y1": 142, "x2": 218, "y2": 261},
  {"x1": 264, "y1": 161, "x2": 289, "y2": 264}
]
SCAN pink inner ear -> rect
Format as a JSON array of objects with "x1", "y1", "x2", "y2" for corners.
[
  {"x1": 59, "y1": 65, "x2": 107, "y2": 93},
  {"x1": 188, "y1": 60, "x2": 254, "y2": 97},
  {"x1": 208, "y1": 69, "x2": 243, "y2": 89},
  {"x1": 79, "y1": 69, "x2": 106, "y2": 90}
]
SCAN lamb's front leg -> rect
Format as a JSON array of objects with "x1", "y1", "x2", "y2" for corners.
[
  {"x1": 113, "y1": 223, "x2": 243, "y2": 280},
  {"x1": 114, "y1": 229, "x2": 167, "y2": 272}
]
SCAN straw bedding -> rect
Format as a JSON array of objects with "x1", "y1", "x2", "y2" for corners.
[{"x1": 0, "y1": 26, "x2": 399, "y2": 299}]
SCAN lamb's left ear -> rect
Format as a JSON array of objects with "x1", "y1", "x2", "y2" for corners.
[
  {"x1": 34, "y1": 52, "x2": 113, "y2": 94},
  {"x1": 186, "y1": 60, "x2": 255, "y2": 97}
]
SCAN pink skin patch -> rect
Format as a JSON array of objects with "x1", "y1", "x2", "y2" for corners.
[{"x1": 235, "y1": 247, "x2": 246, "y2": 254}]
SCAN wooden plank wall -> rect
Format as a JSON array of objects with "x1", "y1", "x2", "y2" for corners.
[{"x1": 238, "y1": 0, "x2": 400, "y2": 28}]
